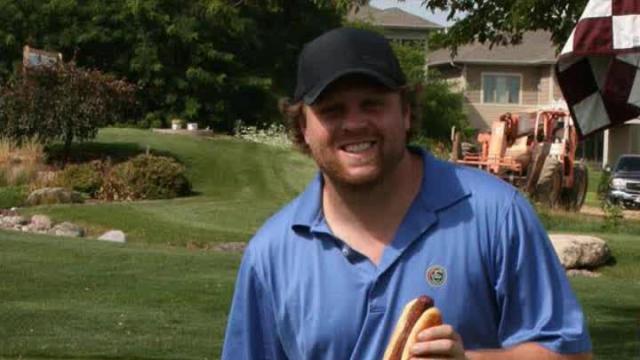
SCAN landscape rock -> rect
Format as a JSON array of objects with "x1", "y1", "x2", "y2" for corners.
[
  {"x1": 30, "y1": 215, "x2": 53, "y2": 231},
  {"x1": 49, "y1": 222, "x2": 84, "y2": 238},
  {"x1": 213, "y1": 242, "x2": 246, "y2": 253},
  {"x1": 549, "y1": 234, "x2": 611, "y2": 269},
  {"x1": 98, "y1": 230, "x2": 126, "y2": 243},
  {"x1": 0, "y1": 215, "x2": 27, "y2": 228},
  {"x1": 566, "y1": 269, "x2": 602, "y2": 278},
  {"x1": 25, "y1": 187, "x2": 84, "y2": 206}
]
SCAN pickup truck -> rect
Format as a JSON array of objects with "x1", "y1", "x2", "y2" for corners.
[{"x1": 608, "y1": 154, "x2": 640, "y2": 209}]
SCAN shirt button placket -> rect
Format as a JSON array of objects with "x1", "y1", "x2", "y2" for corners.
[{"x1": 368, "y1": 278, "x2": 387, "y2": 313}]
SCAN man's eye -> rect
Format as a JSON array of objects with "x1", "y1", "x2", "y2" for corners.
[
  {"x1": 362, "y1": 99, "x2": 385, "y2": 109},
  {"x1": 319, "y1": 105, "x2": 342, "y2": 116}
]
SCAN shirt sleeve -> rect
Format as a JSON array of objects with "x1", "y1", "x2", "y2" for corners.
[
  {"x1": 493, "y1": 193, "x2": 592, "y2": 354},
  {"x1": 221, "y1": 247, "x2": 287, "y2": 360}
]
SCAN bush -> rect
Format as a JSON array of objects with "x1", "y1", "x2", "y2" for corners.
[
  {"x1": 0, "y1": 62, "x2": 136, "y2": 160},
  {"x1": 601, "y1": 200, "x2": 624, "y2": 231},
  {"x1": 420, "y1": 71, "x2": 470, "y2": 141},
  {"x1": 0, "y1": 137, "x2": 46, "y2": 187},
  {"x1": 55, "y1": 161, "x2": 104, "y2": 196},
  {"x1": 25, "y1": 187, "x2": 84, "y2": 206},
  {"x1": 0, "y1": 186, "x2": 28, "y2": 209},
  {"x1": 98, "y1": 154, "x2": 191, "y2": 201},
  {"x1": 234, "y1": 121, "x2": 291, "y2": 148}
]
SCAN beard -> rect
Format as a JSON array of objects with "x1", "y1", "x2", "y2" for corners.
[{"x1": 307, "y1": 136, "x2": 407, "y2": 190}]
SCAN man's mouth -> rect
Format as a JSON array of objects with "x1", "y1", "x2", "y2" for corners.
[{"x1": 342, "y1": 141, "x2": 376, "y2": 153}]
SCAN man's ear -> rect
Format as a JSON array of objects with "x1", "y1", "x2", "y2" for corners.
[
  {"x1": 300, "y1": 107, "x2": 309, "y2": 142},
  {"x1": 403, "y1": 106, "x2": 411, "y2": 132}
]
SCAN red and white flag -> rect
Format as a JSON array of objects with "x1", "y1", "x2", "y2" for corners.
[{"x1": 556, "y1": 0, "x2": 640, "y2": 138}]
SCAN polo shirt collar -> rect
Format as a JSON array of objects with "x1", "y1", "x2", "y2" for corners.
[
  {"x1": 290, "y1": 148, "x2": 471, "y2": 234},
  {"x1": 291, "y1": 172, "x2": 324, "y2": 233},
  {"x1": 416, "y1": 148, "x2": 471, "y2": 213}
]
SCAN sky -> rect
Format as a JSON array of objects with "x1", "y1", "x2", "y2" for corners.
[{"x1": 368, "y1": 0, "x2": 455, "y2": 26}]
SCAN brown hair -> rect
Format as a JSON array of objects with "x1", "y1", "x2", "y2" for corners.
[{"x1": 279, "y1": 85, "x2": 422, "y2": 154}]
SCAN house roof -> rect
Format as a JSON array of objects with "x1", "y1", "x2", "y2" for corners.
[
  {"x1": 428, "y1": 31, "x2": 558, "y2": 66},
  {"x1": 348, "y1": 5, "x2": 443, "y2": 30}
]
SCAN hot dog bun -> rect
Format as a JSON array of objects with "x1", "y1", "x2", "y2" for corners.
[
  {"x1": 382, "y1": 296, "x2": 442, "y2": 360},
  {"x1": 400, "y1": 307, "x2": 442, "y2": 360}
]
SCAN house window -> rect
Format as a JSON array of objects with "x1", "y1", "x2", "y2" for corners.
[{"x1": 482, "y1": 74, "x2": 521, "y2": 104}]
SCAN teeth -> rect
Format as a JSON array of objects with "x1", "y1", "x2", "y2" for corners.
[{"x1": 344, "y1": 142, "x2": 373, "y2": 153}]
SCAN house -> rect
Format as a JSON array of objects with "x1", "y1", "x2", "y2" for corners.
[
  {"x1": 347, "y1": 5, "x2": 443, "y2": 46},
  {"x1": 427, "y1": 31, "x2": 560, "y2": 130},
  {"x1": 604, "y1": 121, "x2": 640, "y2": 167},
  {"x1": 427, "y1": 31, "x2": 639, "y2": 164}
]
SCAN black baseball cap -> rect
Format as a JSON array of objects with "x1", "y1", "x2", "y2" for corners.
[{"x1": 293, "y1": 27, "x2": 406, "y2": 105}]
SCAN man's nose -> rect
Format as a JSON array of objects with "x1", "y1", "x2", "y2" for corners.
[{"x1": 341, "y1": 107, "x2": 369, "y2": 131}]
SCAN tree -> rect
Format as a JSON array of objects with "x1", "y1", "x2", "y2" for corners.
[
  {"x1": 423, "y1": 0, "x2": 587, "y2": 52},
  {"x1": 338, "y1": 0, "x2": 586, "y2": 52},
  {"x1": 419, "y1": 71, "x2": 468, "y2": 141},
  {"x1": 0, "y1": 1, "x2": 350, "y2": 131},
  {"x1": 0, "y1": 62, "x2": 136, "y2": 160}
]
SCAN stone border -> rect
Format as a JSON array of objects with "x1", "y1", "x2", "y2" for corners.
[{"x1": 0, "y1": 212, "x2": 126, "y2": 243}]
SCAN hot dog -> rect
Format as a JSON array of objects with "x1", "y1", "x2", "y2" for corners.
[{"x1": 382, "y1": 295, "x2": 443, "y2": 360}]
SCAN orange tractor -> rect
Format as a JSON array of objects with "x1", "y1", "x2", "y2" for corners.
[{"x1": 451, "y1": 109, "x2": 588, "y2": 211}]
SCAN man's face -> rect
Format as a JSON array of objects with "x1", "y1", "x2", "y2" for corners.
[{"x1": 300, "y1": 77, "x2": 410, "y2": 187}]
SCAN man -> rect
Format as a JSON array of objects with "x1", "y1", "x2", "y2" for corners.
[{"x1": 222, "y1": 27, "x2": 592, "y2": 360}]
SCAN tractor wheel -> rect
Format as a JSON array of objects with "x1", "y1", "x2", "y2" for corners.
[
  {"x1": 560, "y1": 163, "x2": 589, "y2": 211},
  {"x1": 534, "y1": 157, "x2": 563, "y2": 208}
]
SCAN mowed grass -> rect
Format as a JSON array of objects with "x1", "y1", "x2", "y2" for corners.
[
  {"x1": 571, "y1": 232, "x2": 640, "y2": 359},
  {"x1": 1, "y1": 128, "x2": 639, "y2": 359},
  {"x1": 3, "y1": 223, "x2": 639, "y2": 359},
  {"x1": 0, "y1": 230, "x2": 240, "y2": 359},
  {"x1": 21, "y1": 128, "x2": 316, "y2": 245}
]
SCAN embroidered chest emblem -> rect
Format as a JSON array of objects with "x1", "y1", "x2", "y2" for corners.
[{"x1": 426, "y1": 265, "x2": 447, "y2": 287}]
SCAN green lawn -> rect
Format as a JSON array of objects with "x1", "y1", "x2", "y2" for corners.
[
  {"x1": 570, "y1": 233, "x2": 640, "y2": 359},
  {"x1": 584, "y1": 162, "x2": 603, "y2": 208},
  {"x1": 0, "y1": 230, "x2": 240, "y2": 359},
  {"x1": 22, "y1": 128, "x2": 316, "y2": 246},
  {"x1": 1, "y1": 129, "x2": 639, "y2": 359}
]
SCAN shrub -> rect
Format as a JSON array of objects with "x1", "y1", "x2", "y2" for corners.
[
  {"x1": 0, "y1": 137, "x2": 45, "y2": 187},
  {"x1": 25, "y1": 187, "x2": 84, "y2": 206},
  {"x1": 411, "y1": 136, "x2": 451, "y2": 160},
  {"x1": 98, "y1": 154, "x2": 191, "y2": 201},
  {"x1": 601, "y1": 200, "x2": 624, "y2": 231},
  {"x1": 0, "y1": 186, "x2": 28, "y2": 209},
  {"x1": 234, "y1": 120, "x2": 291, "y2": 148},
  {"x1": 55, "y1": 161, "x2": 104, "y2": 196},
  {"x1": 420, "y1": 71, "x2": 470, "y2": 141}
]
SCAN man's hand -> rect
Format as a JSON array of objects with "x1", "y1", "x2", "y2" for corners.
[{"x1": 409, "y1": 324, "x2": 468, "y2": 359}]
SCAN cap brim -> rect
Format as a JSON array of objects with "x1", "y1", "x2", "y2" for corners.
[{"x1": 301, "y1": 68, "x2": 400, "y2": 105}]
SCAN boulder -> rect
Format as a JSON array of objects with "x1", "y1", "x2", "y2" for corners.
[
  {"x1": 98, "y1": 230, "x2": 126, "y2": 243},
  {"x1": 30, "y1": 214, "x2": 53, "y2": 231},
  {"x1": 49, "y1": 222, "x2": 84, "y2": 238},
  {"x1": 548, "y1": 234, "x2": 611, "y2": 269},
  {"x1": 0, "y1": 215, "x2": 27, "y2": 228},
  {"x1": 25, "y1": 187, "x2": 84, "y2": 206}
]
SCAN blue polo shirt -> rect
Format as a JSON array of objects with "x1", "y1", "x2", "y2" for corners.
[{"x1": 222, "y1": 150, "x2": 591, "y2": 359}]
